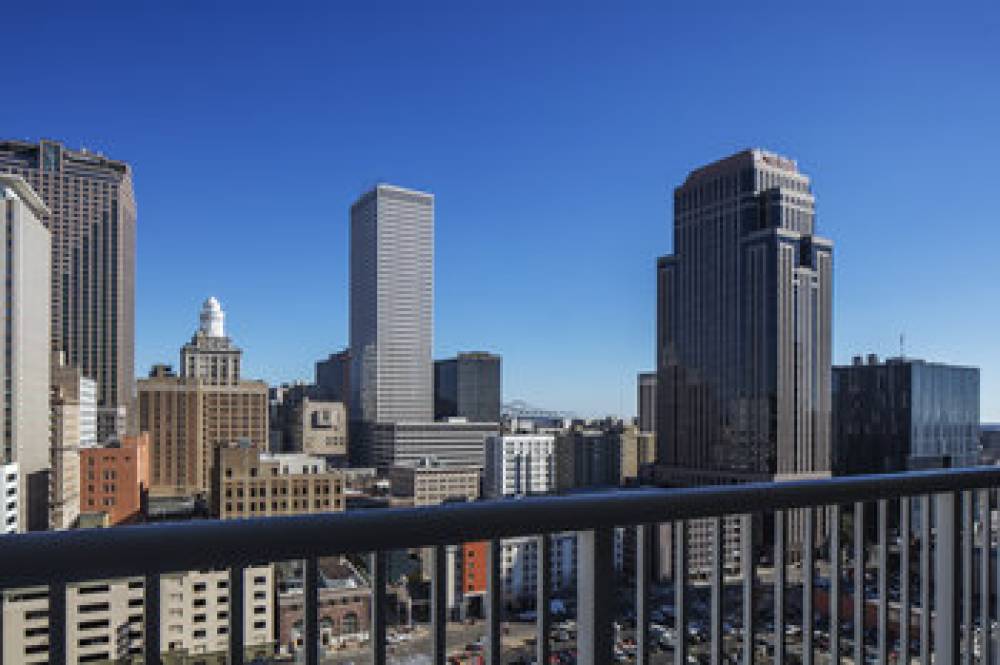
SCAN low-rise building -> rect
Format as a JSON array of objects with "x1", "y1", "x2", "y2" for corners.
[
  {"x1": 276, "y1": 559, "x2": 371, "y2": 656},
  {"x1": 2, "y1": 570, "x2": 273, "y2": 664},
  {"x1": 389, "y1": 459, "x2": 480, "y2": 507},
  {"x1": 370, "y1": 420, "x2": 497, "y2": 470},
  {"x1": 484, "y1": 433, "x2": 559, "y2": 498},
  {"x1": 295, "y1": 398, "x2": 348, "y2": 461},
  {"x1": 212, "y1": 444, "x2": 344, "y2": 519},
  {"x1": 79, "y1": 434, "x2": 150, "y2": 525}
]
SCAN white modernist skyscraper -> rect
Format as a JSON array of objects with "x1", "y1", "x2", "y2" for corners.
[
  {"x1": 349, "y1": 184, "x2": 434, "y2": 433},
  {"x1": 0, "y1": 174, "x2": 52, "y2": 531}
]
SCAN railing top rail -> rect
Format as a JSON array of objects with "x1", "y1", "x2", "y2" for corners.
[{"x1": 2, "y1": 465, "x2": 998, "y2": 588}]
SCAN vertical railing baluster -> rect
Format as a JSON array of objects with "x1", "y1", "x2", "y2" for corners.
[
  {"x1": 879, "y1": 498, "x2": 889, "y2": 664},
  {"x1": 305, "y1": 557, "x2": 319, "y2": 665},
  {"x1": 144, "y1": 573, "x2": 161, "y2": 665},
  {"x1": 370, "y1": 551, "x2": 387, "y2": 665},
  {"x1": 980, "y1": 490, "x2": 992, "y2": 665},
  {"x1": 742, "y1": 513, "x2": 755, "y2": 665},
  {"x1": 48, "y1": 580, "x2": 66, "y2": 665},
  {"x1": 578, "y1": 527, "x2": 614, "y2": 665},
  {"x1": 1, "y1": 586, "x2": 5, "y2": 665},
  {"x1": 921, "y1": 494, "x2": 931, "y2": 665},
  {"x1": 830, "y1": 504, "x2": 841, "y2": 665},
  {"x1": 637, "y1": 525, "x2": 652, "y2": 665},
  {"x1": 936, "y1": 491, "x2": 962, "y2": 665},
  {"x1": 803, "y1": 507, "x2": 815, "y2": 665},
  {"x1": 854, "y1": 501, "x2": 864, "y2": 665},
  {"x1": 901, "y1": 497, "x2": 911, "y2": 665},
  {"x1": 485, "y1": 538, "x2": 502, "y2": 665},
  {"x1": 675, "y1": 520, "x2": 687, "y2": 665},
  {"x1": 431, "y1": 545, "x2": 447, "y2": 665},
  {"x1": 964, "y1": 491, "x2": 974, "y2": 665},
  {"x1": 229, "y1": 566, "x2": 245, "y2": 665},
  {"x1": 537, "y1": 535, "x2": 552, "y2": 665},
  {"x1": 775, "y1": 510, "x2": 785, "y2": 665},
  {"x1": 710, "y1": 517, "x2": 723, "y2": 665}
]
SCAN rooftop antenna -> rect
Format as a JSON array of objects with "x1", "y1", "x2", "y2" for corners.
[{"x1": 900, "y1": 332, "x2": 906, "y2": 359}]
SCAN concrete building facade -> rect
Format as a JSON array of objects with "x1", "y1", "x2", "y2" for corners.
[
  {"x1": 0, "y1": 140, "x2": 136, "y2": 442},
  {"x1": 483, "y1": 433, "x2": 558, "y2": 498},
  {"x1": 350, "y1": 184, "x2": 434, "y2": 461},
  {"x1": 389, "y1": 460, "x2": 480, "y2": 506},
  {"x1": 370, "y1": 421, "x2": 497, "y2": 470},
  {"x1": 212, "y1": 445, "x2": 345, "y2": 519},
  {"x1": 2, "y1": 570, "x2": 273, "y2": 665},
  {"x1": 0, "y1": 174, "x2": 52, "y2": 531},
  {"x1": 50, "y1": 359, "x2": 97, "y2": 529}
]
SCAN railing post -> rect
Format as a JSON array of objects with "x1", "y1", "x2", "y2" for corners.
[
  {"x1": 485, "y1": 538, "x2": 502, "y2": 665},
  {"x1": 431, "y1": 545, "x2": 447, "y2": 665},
  {"x1": 936, "y1": 491, "x2": 962, "y2": 665},
  {"x1": 921, "y1": 494, "x2": 931, "y2": 665},
  {"x1": 370, "y1": 551, "x2": 387, "y2": 665},
  {"x1": 144, "y1": 573, "x2": 161, "y2": 665},
  {"x1": 48, "y1": 580, "x2": 66, "y2": 665},
  {"x1": 710, "y1": 517, "x2": 723, "y2": 665},
  {"x1": 305, "y1": 557, "x2": 320, "y2": 665},
  {"x1": 979, "y1": 490, "x2": 992, "y2": 665},
  {"x1": 878, "y1": 498, "x2": 889, "y2": 664},
  {"x1": 675, "y1": 520, "x2": 687, "y2": 665},
  {"x1": 900, "y1": 497, "x2": 911, "y2": 665},
  {"x1": 537, "y1": 534, "x2": 552, "y2": 665},
  {"x1": 229, "y1": 566, "x2": 245, "y2": 665},
  {"x1": 803, "y1": 507, "x2": 814, "y2": 665},
  {"x1": 636, "y1": 524, "x2": 653, "y2": 665},
  {"x1": 742, "y1": 513, "x2": 755, "y2": 665},
  {"x1": 578, "y1": 527, "x2": 614, "y2": 665},
  {"x1": 962, "y1": 491, "x2": 973, "y2": 665},
  {"x1": 774, "y1": 510, "x2": 785, "y2": 665},
  {"x1": 830, "y1": 504, "x2": 840, "y2": 665},
  {"x1": 854, "y1": 501, "x2": 864, "y2": 665}
]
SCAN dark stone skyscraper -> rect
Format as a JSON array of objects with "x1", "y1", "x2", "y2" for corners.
[
  {"x1": 0, "y1": 140, "x2": 136, "y2": 441},
  {"x1": 656, "y1": 149, "x2": 833, "y2": 484}
]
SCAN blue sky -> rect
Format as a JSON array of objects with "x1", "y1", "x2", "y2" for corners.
[{"x1": 4, "y1": 2, "x2": 999, "y2": 420}]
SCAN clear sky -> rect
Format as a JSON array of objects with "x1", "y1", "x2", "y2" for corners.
[{"x1": 3, "y1": 2, "x2": 998, "y2": 420}]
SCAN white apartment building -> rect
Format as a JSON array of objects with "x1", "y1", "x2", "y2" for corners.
[{"x1": 484, "y1": 434, "x2": 559, "y2": 498}]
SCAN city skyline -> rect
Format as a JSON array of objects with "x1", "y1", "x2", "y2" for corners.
[{"x1": 3, "y1": 4, "x2": 998, "y2": 420}]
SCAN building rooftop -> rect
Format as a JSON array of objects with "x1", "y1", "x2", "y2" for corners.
[{"x1": 0, "y1": 173, "x2": 50, "y2": 218}]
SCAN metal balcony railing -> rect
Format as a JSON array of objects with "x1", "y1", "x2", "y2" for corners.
[{"x1": 2, "y1": 466, "x2": 1000, "y2": 665}]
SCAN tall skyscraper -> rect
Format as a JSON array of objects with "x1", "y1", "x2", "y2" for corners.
[
  {"x1": 657, "y1": 149, "x2": 833, "y2": 484},
  {"x1": 1, "y1": 174, "x2": 52, "y2": 531},
  {"x1": 350, "y1": 184, "x2": 434, "y2": 460},
  {"x1": 435, "y1": 352, "x2": 502, "y2": 423},
  {"x1": 0, "y1": 140, "x2": 136, "y2": 442}
]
